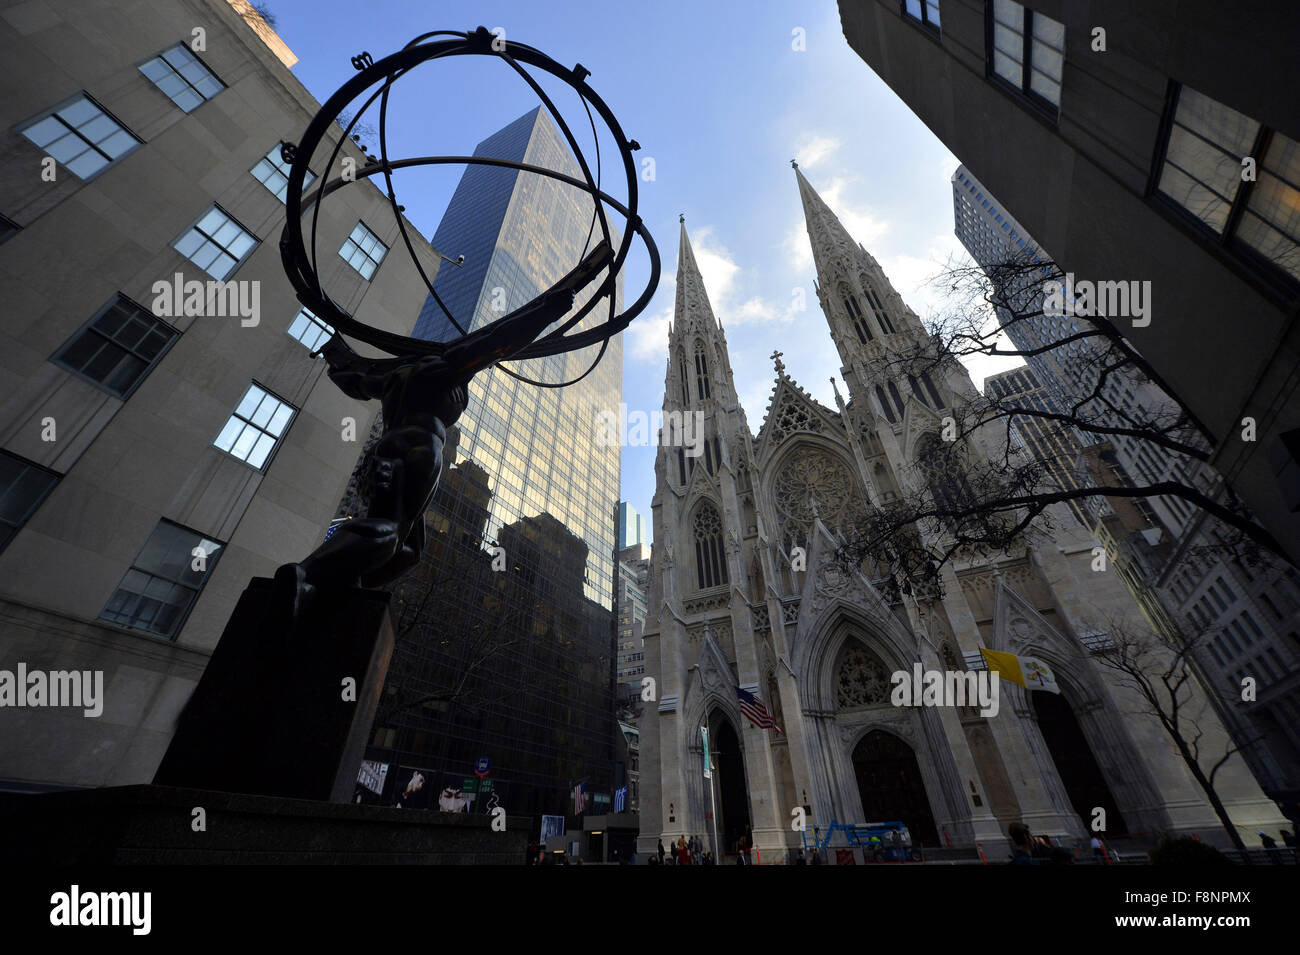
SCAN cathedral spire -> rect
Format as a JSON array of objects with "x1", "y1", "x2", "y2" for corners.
[
  {"x1": 663, "y1": 219, "x2": 736, "y2": 411},
  {"x1": 793, "y1": 166, "x2": 929, "y2": 361}
]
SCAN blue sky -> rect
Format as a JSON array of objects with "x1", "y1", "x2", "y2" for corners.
[{"x1": 268, "y1": 0, "x2": 1019, "y2": 543}]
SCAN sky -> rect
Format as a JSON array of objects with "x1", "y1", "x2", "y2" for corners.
[{"x1": 267, "y1": 0, "x2": 1022, "y2": 544}]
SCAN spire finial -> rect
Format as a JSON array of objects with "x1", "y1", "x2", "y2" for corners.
[
  {"x1": 679, "y1": 212, "x2": 685, "y2": 224},
  {"x1": 791, "y1": 158, "x2": 798, "y2": 169},
  {"x1": 771, "y1": 349, "x2": 785, "y2": 376}
]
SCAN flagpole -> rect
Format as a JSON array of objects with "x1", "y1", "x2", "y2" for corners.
[{"x1": 709, "y1": 751, "x2": 720, "y2": 862}]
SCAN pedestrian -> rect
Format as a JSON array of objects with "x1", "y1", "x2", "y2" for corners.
[
  {"x1": 795, "y1": 848, "x2": 807, "y2": 865},
  {"x1": 1090, "y1": 834, "x2": 1105, "y2": 861},
  {"x1": 810, "y1": 847, "x2": 823, "y2": 865},
  {"x1": 677, "y1": 836, "x2": 690, "y2": 866},
  {"x1": 657, "y1": 838, "x2": 665, "y2": 864},
  {"x1": 1008, "y1": 823, "x2": 1037, "y2": 865}
]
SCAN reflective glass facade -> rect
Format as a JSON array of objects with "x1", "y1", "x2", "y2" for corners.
[{"x1": 360, "y1": 108, "x2": 625, "y2": 820}]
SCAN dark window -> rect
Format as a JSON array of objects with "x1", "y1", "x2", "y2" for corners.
[
  {"x1": 988, "y1": 0, "x2": 1064, "y2": 116},
  {"x1": 693, "y1": 501, "x2": 728, "y2": 590},
  {"x1": 1154, "y1": 84, "x2": 1299, "y2": 286},
  {"x1": 678, "y1": 354, "x2": 690, "y2": 405},
  {"x1": 844, "y1": 293, "x2": 873, "y2": 343},
  {"x1": 863, "y1": 285, "x2": 896, "y2": 334},
  {"x1": 903, "y1": 0, "x2": 941, "y2": 32},
  {"x1": 140, "y1": 43, "x2": 224, "y2": 113},
  {"x1": 888, "y1": 381, "x2": 907, "y2": 419},
  {"x1": 909, "y1": 374, "x2": 930, "y2": 408},
  {"x1": 922, "y1": 371, "x2": 945, "y2": 408},
  {"x1": 0, "y1": 451, "x2": 60, "y2": 553},
  {"x1": 52, "y1": 294, "x2": 179, "y2": 398},
  {"x1": 0, "y1": 212, "x2": 19, "y2": 244},
  {"x1": 694, "y1": 343, "x2": 711, "y2": 400},
  {"x1": 100, "y1": 519, "x2": 223, "y2": 639},
  {"x1": 876, "y1": 385, "x2": 896, "y2": 424}
]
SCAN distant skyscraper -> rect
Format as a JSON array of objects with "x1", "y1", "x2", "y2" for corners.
[
  {"x1": 617, "y1": 501, "x2": 646, "y2": 549},
  {"x1": 983, "y1": 365, "x2": 1089, "y2": 527},
  {"x1": 360, "y1": 107, "x2": 625, "y2": 820}
]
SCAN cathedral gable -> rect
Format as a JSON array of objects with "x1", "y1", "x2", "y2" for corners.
[
  {"x1": 755, "y1": 377, "x2": 842, "y2": 461},
  {"x1": 991, "y1": 578, "x2": 1077, "y2": 661}
]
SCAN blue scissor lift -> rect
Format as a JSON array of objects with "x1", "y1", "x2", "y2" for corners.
[{"x1": 802, "y1": 820, "x2": 922, "y2": 862}]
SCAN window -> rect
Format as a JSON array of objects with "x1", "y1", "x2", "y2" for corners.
[
  {"x1": 692, "y1": 500, "x2": 728, "y2": 590},
  {"x1": 887, "y1": 381, "x2": 907, "y2": 419},
  {"x1": 921, "y1": 371, "x2": 945, "y2": 408},
  {"x1": 876, "y1": 385, "x2": 896, "y2": 424},
  {"x1": 213, "y1": 382, "x2": 295, "y2": 470},
  {"x1": 678, "y1": 353, "x2": 690, "y2": 405},
  {"x1": 139, "y1": 43, "x2": 223, "y2": 112},
  {"x1": 100, "y1": 520, "x2": 223, "y2": 638},
  {"x1": 53, "y1": 294, "x2": 179, "y2": 397},
  {"x1": 339, "y1": 221, "x2": 387, "y2": 279},
  {"x1": 844, "y1": 292, "x2": 874, "y2": 343},
  {"x1": 694, "y1": 341, "x2": 712, "y2": 400},
  {"x1": 863, "y1": 285, "x2": 896, "y2": 334},
  {"x1": 0, "y1": 212, "x2": 18, "y2": 244},
  {"x1": 0, "y1": 451, "x2": 60, "y2": 553},
  {"x1": 174, "y1": 205, "x2": 257, "y2": 279},
  {"x1": 18, "y1": 93, "x2": 139, "y2": 179},
  {"x1": 251, "y1": 144, "x2": 314, "y2": 203},
  {"x1": 989, "y1": 0, "x2": 1064, "y2": 112},
  {"x1": 1155, "y1": 84, "x2": 1300, "y2": 284},
  {"x1": 903, "y1": 0, "x2": 941, "y2": 32},
  {"x1": 286, "y1": 306, "x2": 334, "y2": 352}
]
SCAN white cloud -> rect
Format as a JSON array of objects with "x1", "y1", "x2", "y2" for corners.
[
  {"x1": 794, "y1": 134, "x2": 841, "y2": 169},
  {"x1": 783, "y1": 174, "x2": 889, "y2": 274}
]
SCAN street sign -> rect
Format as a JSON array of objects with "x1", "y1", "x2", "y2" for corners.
[{"x1": 475, "y1": 756, "x2": 491, "y2": 778}]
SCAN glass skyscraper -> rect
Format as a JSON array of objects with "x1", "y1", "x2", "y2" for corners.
[{"x1": 358, "y1": 107, "x2": 625, "y2": 820}]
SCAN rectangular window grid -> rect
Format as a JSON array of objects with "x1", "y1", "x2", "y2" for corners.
[
  {"x1": 340, "y1": 222, "x2": 387, "y2": 279},
  {"x1": 1156, "y1": 85, "x2": 1300, "y2": 283},
  {"x1": 251, "y1": 144, "x2": 315, "y2": 203},
  {"x1": 173, "y1": 205, "x2": 257, "y2": 280},
  {"x1": 287, "y1": 307, "x2": 334, "y2": 352},
  {"x1": 213, "y1": 382, "x2": 295, "y2": 470},
  {"x1": 0, "y1": 451, "x2": 60, "y2": 553},
  {"x1": 990, "y1": 0, "x2": 1064, "y2": 111},
  {"x1": 18, "y1": 93, "x2": 139, "y2": 179},
  {"x1": 53, "y1": 295, "x2": 178, "y2": 398},
  {"x1": 139, "y1": 43, "x2": 223, "y2": 113},
  {"x1": 904, "y1": 0, "x2": 941, "y2": 30},
  {"x1": 100, "y1": 520, "x2": 223, "y2": 638}
]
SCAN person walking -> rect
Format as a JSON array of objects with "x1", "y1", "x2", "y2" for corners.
[
  {"x1": 1008, "y1": 823, "x2": 1038, "y2": 865},
  {"x1": 657, "y1": 838, "x2": 665, "y2": 865}
]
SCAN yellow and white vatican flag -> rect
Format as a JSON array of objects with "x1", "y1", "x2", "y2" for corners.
[{"x1": 979, "y1": 648, "x2": 1060, "y2": 694}]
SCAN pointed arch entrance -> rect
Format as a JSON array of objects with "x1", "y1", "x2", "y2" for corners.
[
  {"x1": 1032, "y1": 690, "x2": 1128, "y2": 834},
  {"x1": 707, "y1": 708, "x2": 751, "y2": 857},
  {"x1": 851, "y1": 730, "x2": 940, "y2": 846}
]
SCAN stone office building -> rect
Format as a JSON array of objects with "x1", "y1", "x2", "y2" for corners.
[
  {"x1": 838, "y1": 0, "x2": 1300, "y2": 569},
  {"x1": 0, "y1": 0, "x2": 440, "y2": 791}
]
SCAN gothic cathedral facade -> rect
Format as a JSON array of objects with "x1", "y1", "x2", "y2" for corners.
[{"x1": 636, "y1": 167, "x2": 1287, "y2": 861}]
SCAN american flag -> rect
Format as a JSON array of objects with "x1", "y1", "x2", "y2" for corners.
[
  {"x1": 738, "y1": 686, "x2": 782, "y2": 733},
  {"x1": 573, "y1": 782, "x2": 586, "y2": 813},
  {"x1": 614, "y1": 786, "x2": 627, "y2": 813}
]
